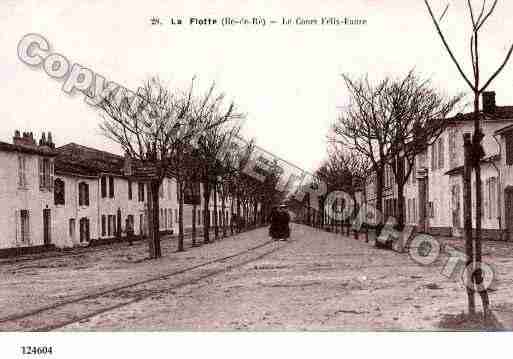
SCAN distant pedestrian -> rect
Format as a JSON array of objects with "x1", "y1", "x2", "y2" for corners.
[{"x1": 125, "y1": 217, "x2": 134, "y2": 246}]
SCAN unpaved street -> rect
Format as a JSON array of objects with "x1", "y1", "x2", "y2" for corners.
[{"x1": 32, "y1": 225, "x2": 512, "y2": 331}]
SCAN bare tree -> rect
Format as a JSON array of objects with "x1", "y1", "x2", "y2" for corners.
[
  {"x1": 98, "y1": 78, "x2": 196, "y2": 259},
  {"x1": 98, "y1": 77, "x2": 232, "y2": 258},
  {"x1": 331, "y1": 74, "x2": 394, "y2": 236},
  {"x1": 196, "y1": 103, "x2": 243, "y2": 244},
  {"x1": 385, "y1": 70, "x2": 463, "y2": 229},
  {"x1": 425, "y1": 0, "x2": 513, "y2": 319},
  {"x1": 317, "y1": 145, "x2": 370, "y2": 235}
]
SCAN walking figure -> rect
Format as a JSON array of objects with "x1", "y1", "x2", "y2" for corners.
[
  {"x1": 125, "y1": 217, "x2": 134, "y2": 246},
  {"x1": 269, "y1": 204, "x2": 290, "y2": 241}
]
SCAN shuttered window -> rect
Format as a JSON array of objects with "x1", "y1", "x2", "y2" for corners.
[
  {"x1": 109, "y1": 176, "x2": 115, "y2": 198},
  {"x1": 78, "y1": 182, "x2": 90, "y2": 206},
  {"x1": 18, "y1": 156, "x2": 27, "y2": 188},
  {"x1": 38, "y1": 158, "x2": 53, "y2": 191},
  {"x1": 16, "y1": 209, "x2": 31, "y2": 244},
  {"x1": 507, "y1": 134, "x2": 513, "y2": 165},
  {"x1": 431, "y1": 144, "x2": 437, "y2": 171},
  {"x1": 101, "y1": 215, "x2": 106, "y2": 236},
  {"x1": 438, "y1": 138, "x2": 445, "y2": 169},
  {"x1": 101, "y1": 176, "x2": 107, "y2": 198}
]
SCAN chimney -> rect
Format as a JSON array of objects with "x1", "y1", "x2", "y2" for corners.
[
  {"x1": 47, "y1": 132, "x2": 55, "y2": 149},
  {"x1": 13, "y1": 129, "x2": 37, "y2": 147},
  {"x1": 483, "y1": 91, "x2": 496, "y2": 113},
  {"x1": 39, "y1": 132, "x2": 46, "y2": 146}
]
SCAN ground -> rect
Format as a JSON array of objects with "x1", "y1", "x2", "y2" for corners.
[{"x1": 1, "y1": 224, "x2": 513, "y2": 331}]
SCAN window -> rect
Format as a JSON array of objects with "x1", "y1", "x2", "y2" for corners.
[
  {"x1": 431, "y1": 144, "x2": 436, "y2": 171},
  {"x1": 101, "y1": 215, "x2": 107, "y2": 236},
  {"x1": 167, "y1": 180, "x2": 173, "y2": 200},
  {"x1": 164, "y1": 209, "x2": 168, "y2": 229},
  {"x1": 108, "y1": 215, "x2": 116, "y2": 236},
  {"x1": 54, "y1": 178, "x2": 65, "y2": 205},
  {"x1": 449, "y1": 129, "x2": 457, "y2": 168},
  {"x1": 79, "y1": 217, "x2": 90, "y2": 243},
  {"x1": 138, "y1": 182, "x2": 145, "y2": 202},
  {"x1": 175, "y1": 209, "x2": 178, "y2": 223},
  {"x1": 438, "y1": 137, "x2": 445, "y2": 169},
  {"x1": 128, "y1": 180, "x2": 133, "y2": 200},
  {"x1": 101, "y1": 176, "x2": 107, "y2": 198},
  {"x1": 487, "y1": 177, "x2": 498, "y2": 219},
  {"x1": 78, "y1": 182, "x2": 89, "y2": 206},
  {"x1": 109, "y1": 176, "x2": 114, "y2": 198},
  {"x1": 412, "y1": 198, "x2": 417, "y2": 223},
  {"x1": 507, "y1": 134, "x2": 513, "y2": 166},
  {"x1": 38, "y1": 157, "x2": 53, "y2": 191},
  {"x1": 69, "y1": 219, "x2": 76, "y2": 239},
  {"x1": 18, "y1": 155, "x2": 27, "y2": 188},
  {"x1": 168, "y1": 208, "x2": 172, "y2": 227},
  {"x1": 198, "y1": 209, "x2": 201, "y2": 225},
  {"x1": 407, "y1": 198, "x2": 412, "y2": 222},
  {"x1": 428, "y1": 201, "x2": 434, "y2": 218},
  {"x1": 409, "y1": 158, "x2": 416, "y2": 185},
  {"x1": 17, "y1": 209, "x2": 30, "y2": 243},
  {"x1": 159, "y1": 182, "x2": 164, "y2": 198}
]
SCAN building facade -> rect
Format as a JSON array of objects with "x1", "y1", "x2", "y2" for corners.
[
  {"x1": 361, "y1": 91, "x2": 513, "y2": 240},
  {"x1": 0, "y1": 132, "x2": 241, "y2": 255}
]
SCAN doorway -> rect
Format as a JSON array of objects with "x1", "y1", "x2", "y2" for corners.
[
  {"x1": 505, "y1": 187, "x2": 513, "y2": 241},
  {"x1": 43, "y1": 208, "x2": 51, "y2": 245}
]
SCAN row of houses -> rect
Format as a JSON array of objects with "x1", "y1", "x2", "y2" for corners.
[
  {"x1": 0, "y1": 131, "x2": 250, "y2": 256},
  {"x1": 359, "y1": 91, "x2": 513, "y2": 241}
]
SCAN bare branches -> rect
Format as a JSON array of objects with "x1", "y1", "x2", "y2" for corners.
[
  {"x1": 480, "y1": 44, "x2": 513, "y2": 92},
  {"x1": 426, "y1": 0, "x2": 512, "y2": 95},
  {"x1": 424, "y1": 0, "x2": 475, "y2": 90}
]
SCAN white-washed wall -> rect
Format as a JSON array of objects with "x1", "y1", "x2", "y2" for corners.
[{"x1": 0, "y1": 151, "x2": 54, "y2": 249}]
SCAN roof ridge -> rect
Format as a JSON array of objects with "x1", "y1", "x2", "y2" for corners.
[{"x1": 57, "y1": 142, "x2": 123, "y2": 159}]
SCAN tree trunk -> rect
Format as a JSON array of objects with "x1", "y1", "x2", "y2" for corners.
[
  {"x1": 192, "y1": 203, "x2": 197, "y2": 246},
  {"x1": 463, "y1": 133, "x2": 476, "y2": 314},
  {"x1": 213, "y1": 181, "x2": 219, "y2": 241},
  {"x1": 253, "y1": 200, "x2": 258, "y2": 227},
  {"x1": 352, "y1": 195, "x2": 358, "y2": 239},
  {"x1": 177, "y1": 180, "x2": 184, "y2": 252},
  {"x1": 236, "y1": 195, "x2": 241, "y2": 232},
  {"x1": 397, "y1": 181, "x2": 406, "y2": 230},
  {"x1": 221, "y1": 195, "x2": 227, "y2": 237},
  {"x1": 230, "y1": 196, "x2": 235, "y2": 235},
  {"x1": 473, "y1": 94, "x2": 490, "y2": 318},
  {"x1": 147, "y1": 180, "x2": 162, "y2": 259},
  {"x1": 203, "y1": 181, "x2": 211, "y2": 244},
  {"x1": 375, "y1": 167, "x2": 385, "y2": 239}
]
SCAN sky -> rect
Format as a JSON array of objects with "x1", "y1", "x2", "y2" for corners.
[{"x1": 1, "y1": 0, "x2": 513, "y2": 173}]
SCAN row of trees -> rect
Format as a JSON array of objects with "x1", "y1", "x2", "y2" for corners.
[
  {"x1": 313, "y1": 0, "x2": 512, "y2": 322},
  {"x1": 97, "y1": 77, "x2": 283, "y2": 259},
  {"x1": 330, "y1": 71, "x2": 462, "y2": 231}
]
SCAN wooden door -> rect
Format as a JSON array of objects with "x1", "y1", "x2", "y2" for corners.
[{"x1": 43, "y1": 209, "x2": 51, "y2": 245}]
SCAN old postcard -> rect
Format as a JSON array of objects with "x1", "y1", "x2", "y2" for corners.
[{"x1": 1, "y1": 0, "x2": 513, "y2": 358}]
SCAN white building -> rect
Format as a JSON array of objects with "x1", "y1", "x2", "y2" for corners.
[
  {"x1": 0, "y1": 131, "x2": 57, "y2": 255},
  {"x1": 363, "y1": 91, "x2": 513, "y2": 240},
  {"x1": 0, "y1": 131, "x2": 244, "y2": 256}
]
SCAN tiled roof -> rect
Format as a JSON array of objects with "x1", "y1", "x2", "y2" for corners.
[
  {"x1": 55, "y1": 143, "x2": 125, "y2": 177},
  {"x1": 0, "y1": 141, "x2": 58, "y2": 156},
  {"x1": 449, "y1": 106, "x2": 513, "y2": 122},
  {"x1": 54, "y1": 143, "x2": 174, "y2": 179}
]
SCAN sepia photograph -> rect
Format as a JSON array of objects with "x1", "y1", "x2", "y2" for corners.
[{"x1": 1, "y1": 0, "x2": 513, "y2": 357}]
